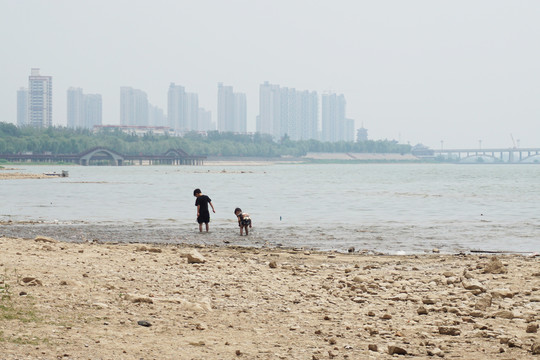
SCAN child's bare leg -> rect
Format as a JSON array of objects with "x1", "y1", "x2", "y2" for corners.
[
  {"x1": 205, "y1": 223, "x2": 209, "y2": 232},
  {"x1": 240, "y1": 227, "x2": 243, "y2": 236},
  {"x1": 199, "y1": 223, "x2": 203, "y2": 232},
  {"x1": 245, "y1": 226, "x2": 249, "y2": 235}
]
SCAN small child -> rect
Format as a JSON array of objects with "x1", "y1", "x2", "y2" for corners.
[{"x1": 234, "y1": 207, "x2": 252, "y2": 236}]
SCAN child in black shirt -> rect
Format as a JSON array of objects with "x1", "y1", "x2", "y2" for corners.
[{"x1": 194, "y1": 188, "x2": 215, "y2": 232}]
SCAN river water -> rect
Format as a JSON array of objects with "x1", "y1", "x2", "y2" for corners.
[{"x1": 1, "y1": 163, "x2": 539, "y2": 254}]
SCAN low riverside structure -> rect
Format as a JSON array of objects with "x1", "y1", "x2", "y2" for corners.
[{"x1": 0, "y1": 147, "x2": 206, "y2": 166}]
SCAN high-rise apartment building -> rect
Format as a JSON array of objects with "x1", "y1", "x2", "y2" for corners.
[
  {"x1": 120, "y1": 87, "x2": 148, "y2": 126},
  {"x1": 234, "y1": 93, "x2": 247, "y2": 133},
  {"x1": 84, "y1": 94, "x2": 102, "y2": 129},
  {"x1": 258, "y1": 82, "x2": 318, "y2": 141},
  {"x1": 217, "y1": 83, "x2": 246, "y2": 133},
  {"x1": 67, "y1": 88, "x2": 102, "y2": 129},
  {"x1": 258, "y1": 82, "x2": 281, "y2": 136},
  {"x1": 28, "y1": 68, "x2": 52, "y2": 128},
  {"x1": 167, "y1": 83, "x2": 202, "y2": 132},
  {"x1": 344, "y1": 118, "x2": 355, "y2": 142},
  {"x1": 67, "y1": 87, "x2": 84, "y2": 128},
  {"x1": 321, "y1": 93, "x2": 347, "y2": 142},
  {"x1": 185, "y1": 93, "x2": 199, "y2": 131},
  {"x1": 198, "y1": 108, "x2": 214, "y2": 131},
  {"x1": 17, "y1": 88, "x2": 28, "y2": 127},
  {"x1": 168, "y1": 83, "x2": 186, "y2": 131},
  {"x1": 148, "y1": 104, "x2": 167, "y2": 127}
]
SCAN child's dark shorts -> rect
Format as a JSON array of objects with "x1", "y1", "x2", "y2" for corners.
[
  {"x1": 197, "y1": 213, "x2": 210, "y2": 224},
  {"x1": 240, "y1": 218, "x2": 251, "y2": 227}
]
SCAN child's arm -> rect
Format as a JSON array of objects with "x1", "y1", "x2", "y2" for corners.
[
  {"x1": 196, "y1": 205, "x2": 200, "y2": 217},
  {"x1": 209, "y1": 201, "x2": 215, "y2": 213}
]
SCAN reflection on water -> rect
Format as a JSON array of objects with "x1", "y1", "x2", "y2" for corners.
[{"x1": 1, "y1": 163, "x2": 539, "y2": 254}]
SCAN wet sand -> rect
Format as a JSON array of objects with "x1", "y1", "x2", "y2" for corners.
[
  {"x1": 1, "y1": 235, "x2": 539, "y2": 359},
  {"x1": 0, "y1": 171, "x2": 49, "y2": 180}
]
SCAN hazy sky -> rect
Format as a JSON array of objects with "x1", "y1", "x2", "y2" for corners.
[{"x1": 2, "y1": 0, "x2": 539, "y2": 149}]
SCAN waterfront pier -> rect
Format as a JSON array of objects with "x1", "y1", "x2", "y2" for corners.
[{"x1": 0, "y1": 147, "x2": 206, "y2": 166}]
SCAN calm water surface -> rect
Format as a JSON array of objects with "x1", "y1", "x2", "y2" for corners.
[{"x1": 1, "y1": 163, "x2": 539, "y2": 254}]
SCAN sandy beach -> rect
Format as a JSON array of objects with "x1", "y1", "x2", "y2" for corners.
[
  {"x1": 0, "y1": 168, "x2": 49, "y2": 180},
  {"x1": 1, "y1": 236, "x2": 539, "y2": 359}
]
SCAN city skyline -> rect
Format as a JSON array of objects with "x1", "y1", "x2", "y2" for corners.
[
  {"x1": 17, "y1": 72, "x2": 361, "y2": 142},
  {"x1": 2, "y1": 2, "x2": 540, "y2": 148}
]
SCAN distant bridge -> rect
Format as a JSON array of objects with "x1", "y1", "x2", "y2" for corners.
[
  {"x1": 433, "y1": 147, "x2": 540, "y2": 163},
  {"x1": 0, "y1": 147, "x2": 206, "y2": 166}
]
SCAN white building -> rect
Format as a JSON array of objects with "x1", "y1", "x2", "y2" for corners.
[
  {"x1": 198, "y1": 108, "x2": 214, "y2": 131},
  {"x1": 258, "y1": 82, "x2": 318, "y2": 141},
  {"x1": 186, "y1": 92, "x2": 199, "y2": 131},
  {"x1": 17, "y1": 87, "x2": 28, "y2": 127},
  {"x1": 148, "y1": 104, "x2": 167, "y2": 127},
  {"x1": 168, "y1": 83, "x2": 205, "y2": 133},
  {"x1": 168, "y1": 83, "x2": 186, "y2": 131},
  {"x1": 28, "y1": 68, "x2": 52, "y2": 128},
  {"x1": 120, "y1": 87, "x2": 149, "y2": 126},
  {"x1": 84, "y1": 94, "x2": 102, "y2": 129},
  {"x1": 258, "y1": 82, "x2": 281, "y2": 136},
  {"x1": 67, "y1": 87, "x2": 84, "y2": 128},
  {"x1": 321, "y1": 93, "x2": 346, "y2": 142},
  {"x1": 67, "y1": 88, "x2": 102, "y2": 129},
  {"x1": 217, "y1": 83, "x2": 246, "y2": 133}
]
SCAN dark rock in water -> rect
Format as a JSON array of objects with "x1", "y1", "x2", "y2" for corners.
[
  {"x1": 348, "y1": 247, "x2": 355, "y2": 253},
  {"x1": 137, "y1": 320, "x2": 152, "y2": 327}
]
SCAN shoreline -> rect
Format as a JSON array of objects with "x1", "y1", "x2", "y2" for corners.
[{"x1": 1, "y1": 235, "x2": 539, "y2": 358}]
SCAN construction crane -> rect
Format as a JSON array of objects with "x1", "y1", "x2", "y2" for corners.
[{"x1": 510, "y1": 134, "x2": 517, "y2": 149}]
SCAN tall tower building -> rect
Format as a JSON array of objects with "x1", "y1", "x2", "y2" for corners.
[
  {"x1": 234, "y1": 93, "x2": 247, "y2": 133},
  {"x1": 258, "y1": 82, "x2": 318, "y2": 140},
  {"x1": 84, "y1": 94, "x2": 102, "y2": 129},
  {"x1": 67, "y1": 87, "x2": 84, "y2": 128},
  {"x1": 344, "y1": 118, "x2": 355, "y2": 142},
  {"x1": 28, "y1": 68, "x2": 52, "y2": 128},
  {"x1": 321, "y1": 93, "x2": 346, "y2": 142},
  {"x1": 168, "y1": 83, "x2": 186, "y2": 131},
  {"x1": 185, "y1": 93, "x2": 199, "y2": 131},
  {"x1": 17, "y1": 88, "x2": 28, "y2": 127},
  {"x1": 258, "y1": 81, "x2": 281, "y2": 138},
  {"x1": 120, "y1": 87, "x2": 148, "y2": 126},
  {"x1": 148, "y1": 104, "x2": 167, "y2": 127},
  {"x1": 198, "y1": 108, "x2": 214, "y2": 131},
  {"x1": 298, "y1": 90, "x2": 318, "y2": 141},
  {"x1": 217, "y1": 83, "x2": 246, "y2": 133},
  {"x1": 68, "y1": 88, "x2": 102, "y2": 129}
]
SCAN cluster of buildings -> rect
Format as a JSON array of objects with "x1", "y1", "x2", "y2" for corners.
[{"x1": 16, "y1": 69, "x2": 368, "y2": 142}]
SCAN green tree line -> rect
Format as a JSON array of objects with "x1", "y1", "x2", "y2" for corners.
[{"x1": 0, "y1": 122, "x2": 411, "y2": 157}]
